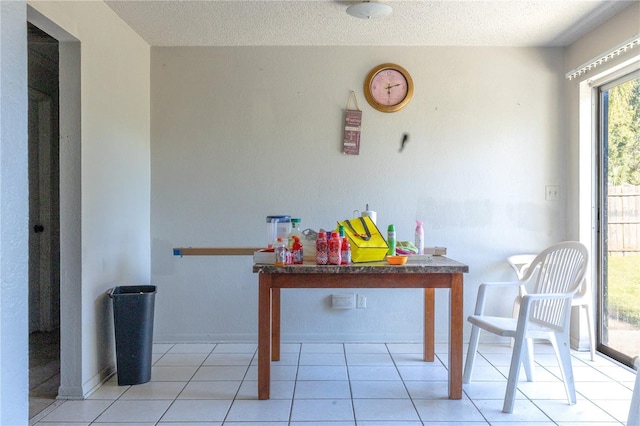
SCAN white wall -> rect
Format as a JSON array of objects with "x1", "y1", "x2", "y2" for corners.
[
  {"x1": 29, "y1": 1, "x2": 151, "y2": 397},
  {"x1": 0, "y1": 1, "x2": 29, "y2": 422},
  {"x1": 151, "y1": 46, "x2": 567, "y2": 343}
]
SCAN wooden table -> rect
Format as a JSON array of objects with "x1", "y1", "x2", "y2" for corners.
[{"x1": 253, "y1": 257, "x2": 469, "y2": 400}]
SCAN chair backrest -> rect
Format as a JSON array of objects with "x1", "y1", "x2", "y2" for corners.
[
  {"x1": 507, "y1": 254, "x2": 537, "y2": 280},
  {"x1": 523, "y1": 241, "x2": 589, "y2": 331}
]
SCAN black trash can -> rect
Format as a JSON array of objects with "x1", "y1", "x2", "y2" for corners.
[{"x1": 108, "y1": 285, "x2": 156, "y2": 385}]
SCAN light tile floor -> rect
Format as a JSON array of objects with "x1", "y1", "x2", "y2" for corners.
[{"x1": 30, "y1": 342, "x2": 637, "y2": 425}]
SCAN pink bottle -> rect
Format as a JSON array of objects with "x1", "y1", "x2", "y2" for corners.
[
  {"x1": 328, "y1": 232, "x2": 342, "y2": 265},
  {"x1": 315, "y1": 231, "x2": 328, "y2": 265},
  {"x1": 341, "y1": 237, "x2": 351, "y2": 264},
  {"x1": 415, "y1": 220, "x2": 424, "y2": 255}
]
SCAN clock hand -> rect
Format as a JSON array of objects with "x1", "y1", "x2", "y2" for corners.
[{"x1": 386, "y1": 83, "x2": 401, "y2": 96}]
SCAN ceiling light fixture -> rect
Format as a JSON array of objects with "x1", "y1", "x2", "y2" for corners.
[{"x1": 346, "y1": 1, "x2": 392, "y2": 19}]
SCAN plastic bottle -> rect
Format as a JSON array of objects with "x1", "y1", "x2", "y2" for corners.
[
  {"x1": 288, "y1": 218, "x2": 303, "y2": 249},
  {"x1": 266, "y1": 215, "x2": 291, "y2": 248},
  {"x1": 292, "y1": 236, "x2": 303, "y2": 264},
  {"x1": 387, "y1": 224, "x2": 396, "y2": 256},
  {"x1": 341, "y1": 237, "x2": 351, "y2": 264},
  {"x1": 315, "y1": 231, "x2": 329, "y2": 265},
  {"x1": 415, "y1": 220, "x2": 424, "y2": 255},
  {"x1": 274, "y1": 237, "x2": 287, "y2": 266},
  {"x1": 329, "y1": 231, "x2": 342, "y2": 265},
  {"x1": 305, "y1": 231, "x2": 317, "y2": 260}
]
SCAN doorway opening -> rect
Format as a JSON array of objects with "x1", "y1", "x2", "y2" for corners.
[
  {"x1": 27, "y1": 21, "x2": 61, "y2": 419},
  {"x1": 597, "y1": 70, "x2": 640, "y2": 368}
]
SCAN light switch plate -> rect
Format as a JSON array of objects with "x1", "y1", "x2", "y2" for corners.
[
  {"x1": 545, "y1": 185, "x2": 560, "y2": 200},
  {"x1": 332, "y1": 293, "x2": 355, "y2": 309}
]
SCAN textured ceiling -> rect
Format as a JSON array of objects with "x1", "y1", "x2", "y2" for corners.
[{"x1": 104, "y1": 0, "x2": 637, "y2": 47}]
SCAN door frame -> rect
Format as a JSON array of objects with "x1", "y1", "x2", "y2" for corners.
[
  {"x1": 595, "y1": 71, "x2": 640, "y2": 368},
  {"x1": 28, "y1": 6, "x2": 84, "y2": 398},
  {"x1": 578, "y1": 55, "x2": 640, "y2": 368}
]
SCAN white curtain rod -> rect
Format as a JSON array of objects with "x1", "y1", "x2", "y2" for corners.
[{"x1": 566, "y1": 34, "x2": 640, "y2": 80}]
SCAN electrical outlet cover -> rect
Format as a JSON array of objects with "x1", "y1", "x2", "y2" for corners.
[
  {"x1": 356, "y1": 294, "x2": 366, "y2": 308},
  {"x1": 332, "y1": 293, "x2": 355, "y2": 309}
]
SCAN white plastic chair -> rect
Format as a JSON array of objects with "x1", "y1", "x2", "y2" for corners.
[
  {"x1": 628, "y1": 356, "x2": 640, "y2": 426},
  {"x1": 508, "y1": 253, "x2": 595, "y2": 361},
  {"x1": 464, "y1": 241, "x2": 589, "y2": 413}
]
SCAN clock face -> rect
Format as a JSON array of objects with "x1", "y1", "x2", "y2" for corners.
[
  {"x1": 364, "y1": 64, "x2": 413, "y2": 113},
  {"x1": 370, "y1": 69, "x2": 408, "y2": 106}
]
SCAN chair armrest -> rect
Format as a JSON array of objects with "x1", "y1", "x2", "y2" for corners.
[
  {"x1": 480, "y1": 281, "x2": 522, "y2": 288},
  {"x1": 517, "y1": 292, "x2": 575, "y2": 329},
  {"x1": 521, "y1": 292, "x2": 575, "y2": 302},
  {"x1": 472, "y1": 281, "x2": 521, "y2": 315}
]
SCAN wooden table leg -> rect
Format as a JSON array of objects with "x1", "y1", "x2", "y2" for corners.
[
  {"x1": 424, "y1": 287, "x2": 435, "y2": 362},
  {"x1": 271, "y1": 288, "x2": 280, "y2": 362},
  {"x1": 258, "y1": 274, "x2": 271, "y2": 400},
  {"x1": 449, "y1": 273, "x2": 463, "y2": 399}
]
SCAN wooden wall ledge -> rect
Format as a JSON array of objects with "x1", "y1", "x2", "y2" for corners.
[{"x1": 173, "y1": 247, "x2": 264, "y2": 256}]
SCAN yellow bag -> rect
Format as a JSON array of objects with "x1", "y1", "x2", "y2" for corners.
[{"x1": 337, "y1": 216, "x2": 388, "y2": 263}]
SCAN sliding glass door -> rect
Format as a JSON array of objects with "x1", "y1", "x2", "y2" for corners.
[{"x1": 597, "y1": 71, "x2": 640, "y2": 367}]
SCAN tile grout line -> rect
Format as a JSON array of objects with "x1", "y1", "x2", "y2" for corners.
[
  {"x1": 460, "y1": 350, "x2": 492, "y2": 425},
  {"x1": 152, "y1": 343, "x2": 215, "y2": 426},
  {"x1": 288, "y1": 343, "x2": 303, "y2": 425},
  {"x1": 342, "y1": 343, "x2": 358, "y2": 425},
  {"x1": 80, "y1": 344, "x2": 186, "y2": 426},
  {"x1": 481, "y1": 348, "x2": 559, "y2": 424}
]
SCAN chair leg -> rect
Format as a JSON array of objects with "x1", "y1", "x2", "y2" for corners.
[
  {"x1": 463, "y1": 324, "x2": 480, "y2": 384},
  {"x1": 583, "y1": 304, "x2": 595, "y2": 362},
  {"x1": 510, "y1": 297, "x2": 520, "y2": 349},
  {"x1": 521, "y1": 337, "x2": 535, "y2": 382},
  {"x1": 550, "y1": 332, "x2": 577, "y2": 405},
  {"x1": 503, "y1": 331, "x2": 526, "y2": 413}
]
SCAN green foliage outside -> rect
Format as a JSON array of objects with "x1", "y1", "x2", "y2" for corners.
[
  {"x1": 606, "y1": 76, "x2": 640, "y2": 327},
  {"x1": 607, "y1": 77, "x2": 640, "y2": 185},
  {"x1": 607, "y1": 256, "x2": 640, "y2": 326}
]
